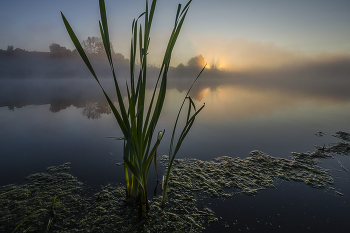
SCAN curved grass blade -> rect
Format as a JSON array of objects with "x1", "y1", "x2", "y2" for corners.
[{"x1": 12, "y1": 209, "x2": 48, "y2": 233}]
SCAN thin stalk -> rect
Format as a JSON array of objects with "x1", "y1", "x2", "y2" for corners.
[{"x1": 161, "y1": 65, "x2": 206, "y2": 208}]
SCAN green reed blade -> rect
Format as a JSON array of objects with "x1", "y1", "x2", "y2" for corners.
[
  {"x1": 174, "y1": 4, "x2": 181, "y2": 28},
  {"x1": 61, "y1": 13, "x2": 98, "y2": 82},
  {"x1": 124, "y1": 159, "x2": 144, "y2": 190},
  {"x1": 99, "y1": 2, "x2": 130, "y2": 129},
  {"x1": 143, "y1": 130, "x2": 164, "y2": 173},
  {"x1": 174, "y1": 104, "x2": 205, "y2": 155},
  {"x1": 99, "y1": 0, "x2": 111, "y2": 60},
  {"x1": 181, "y1": 0, "x2": 193, "y2": 16},
  {"x1": 61, "y1": 12, "x2": 128, "y2": 136},
  {"x1": 186, "y1": 97, "x2": 192, "y2": 123},
  {"x1": 142, "y1": 1, "x2": 187, "y2": 140},
  {"x1": 162, "y1": 64, "x2": 206, "y2": 208}
]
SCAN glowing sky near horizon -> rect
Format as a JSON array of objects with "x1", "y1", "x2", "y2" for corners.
[{"x1": 1, "y1": 0, "x2": 350, "y2": 70}]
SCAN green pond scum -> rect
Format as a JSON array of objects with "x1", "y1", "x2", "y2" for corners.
[{"x1": 1, "y1": 131, "x2": 349, "y2": 232}]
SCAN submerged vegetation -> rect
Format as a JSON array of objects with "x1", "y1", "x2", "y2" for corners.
[
  {"x1": 1, "y1": 132, "x2": 349, "y2": 232},
  {"x1": 61, "y1": 0, "x2": 204, "y2": 218}
]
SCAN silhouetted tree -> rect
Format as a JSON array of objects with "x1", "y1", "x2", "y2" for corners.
[
  {"x1": 7, "y1": 45, "x2": 14, "y2": 52},
  {"x1": 72, "y1": 49, "x2": 79, "y2": 56},
  {"x1": 2, "y1": 45, "x2": 15, "y2": 55},
  {"x1": 111, "y1": 52, "x2": 129, "y2": 65},
  {"x1": 187, "y1": 54, "x2": 206, "y2": 67},
  {"x1": 211, "y1": 63, "x2": 218, "y2": 70},
  {"x1": 112, "y1": 52, "x2": 125, "y2": 61},
  {"x1": 176, "y1": 63, "x2": 185, "y2": 69},
  {"x1": 49, "y1": 43, "x2": 72, "y2": 56}
]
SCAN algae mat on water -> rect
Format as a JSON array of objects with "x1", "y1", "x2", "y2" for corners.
[
  {"x1": 166, "y1": 150, "x2": 333, "y2": 198},
  {"x1": 2, "y1": 132, "x2": 349, "y2": 232},
  {"x1": 166, "y1": 131, "x2": 350, "y2": 199},
  {"x1": 0, "y1": 163, "x2": 215, "y2": 233}
]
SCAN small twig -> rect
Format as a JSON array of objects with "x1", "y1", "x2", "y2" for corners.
[
  {"x1": 185, "y1": 216, "x2": 203, "y2": 229},
  {"x1": 197, "y1": 210, "x2": 213, "y2": 216},
  {"x1": 337, "y1": 159, "x2": 350, "y2": 175},
  {"x1": 178, "y1": 204, "x2": 189, "y2": 214}
]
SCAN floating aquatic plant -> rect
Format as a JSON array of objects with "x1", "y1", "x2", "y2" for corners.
[{"x1": 61, "y1": 0, "x2": 204, "y2": 218}]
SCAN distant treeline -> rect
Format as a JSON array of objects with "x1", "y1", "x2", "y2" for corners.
[
  {"x1": 0, "y1": 38, "x2": 130, "y2": 79},
  {"x1": 0, "y1": 37, "x2": 212, "y2": 79}
]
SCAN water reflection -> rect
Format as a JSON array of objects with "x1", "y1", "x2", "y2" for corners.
[
  {"x1": 1, "y1": 76, "x2": 350, "y2": 121},
  {"x1": 81, "y1": 101, "x2": 111, "y2": 119}
]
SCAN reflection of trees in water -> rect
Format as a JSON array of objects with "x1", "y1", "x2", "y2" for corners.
[
  {"x1": 82, "y1": 101, "x2": 111, "y2": 119},
  {"x1": 7, "y1": 104, "x2": 24, "y2": 111},
  {"x1": 48, "y1": 99, "x2": 111, "y2": 119},
  {"x1": 49, "y1": 100, "x2": 75, "y2": 113}
]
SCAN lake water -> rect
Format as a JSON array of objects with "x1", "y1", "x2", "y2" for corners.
[{"x1": 1, "y1": 70, "x2": 350, "y2": 232}]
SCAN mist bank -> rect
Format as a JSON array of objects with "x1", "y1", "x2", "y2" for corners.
[
  {"x1": 168, "y1": 55, "x2": 350, "y2": 102},
  {"x1": 0, "y1": 49, "x2": 129, "y2": 79},
  {"x1": 1, "y1": 51, "x2": 350, "y2": 117}
]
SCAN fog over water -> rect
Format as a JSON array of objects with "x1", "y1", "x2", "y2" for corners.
[{"x1": 2, "y1": 51, "x2": 350, "y2": 109}]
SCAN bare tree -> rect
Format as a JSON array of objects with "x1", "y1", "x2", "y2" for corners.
[{"x1": 81, "y1": 36, "x2": 114, "y2": 56}]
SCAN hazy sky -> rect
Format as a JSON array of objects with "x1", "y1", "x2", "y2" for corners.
[{"x1": 1, "y1": 0, "x2": 350, "y2": 70}]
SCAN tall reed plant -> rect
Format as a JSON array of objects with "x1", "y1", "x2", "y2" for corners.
[{"x1": 61, "y1": 0, "x2": 204, "y2": 218}]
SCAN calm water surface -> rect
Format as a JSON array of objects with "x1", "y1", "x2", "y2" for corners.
[{"x1": 1, "y1": 77, "x2": 350, "y2": 232}]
